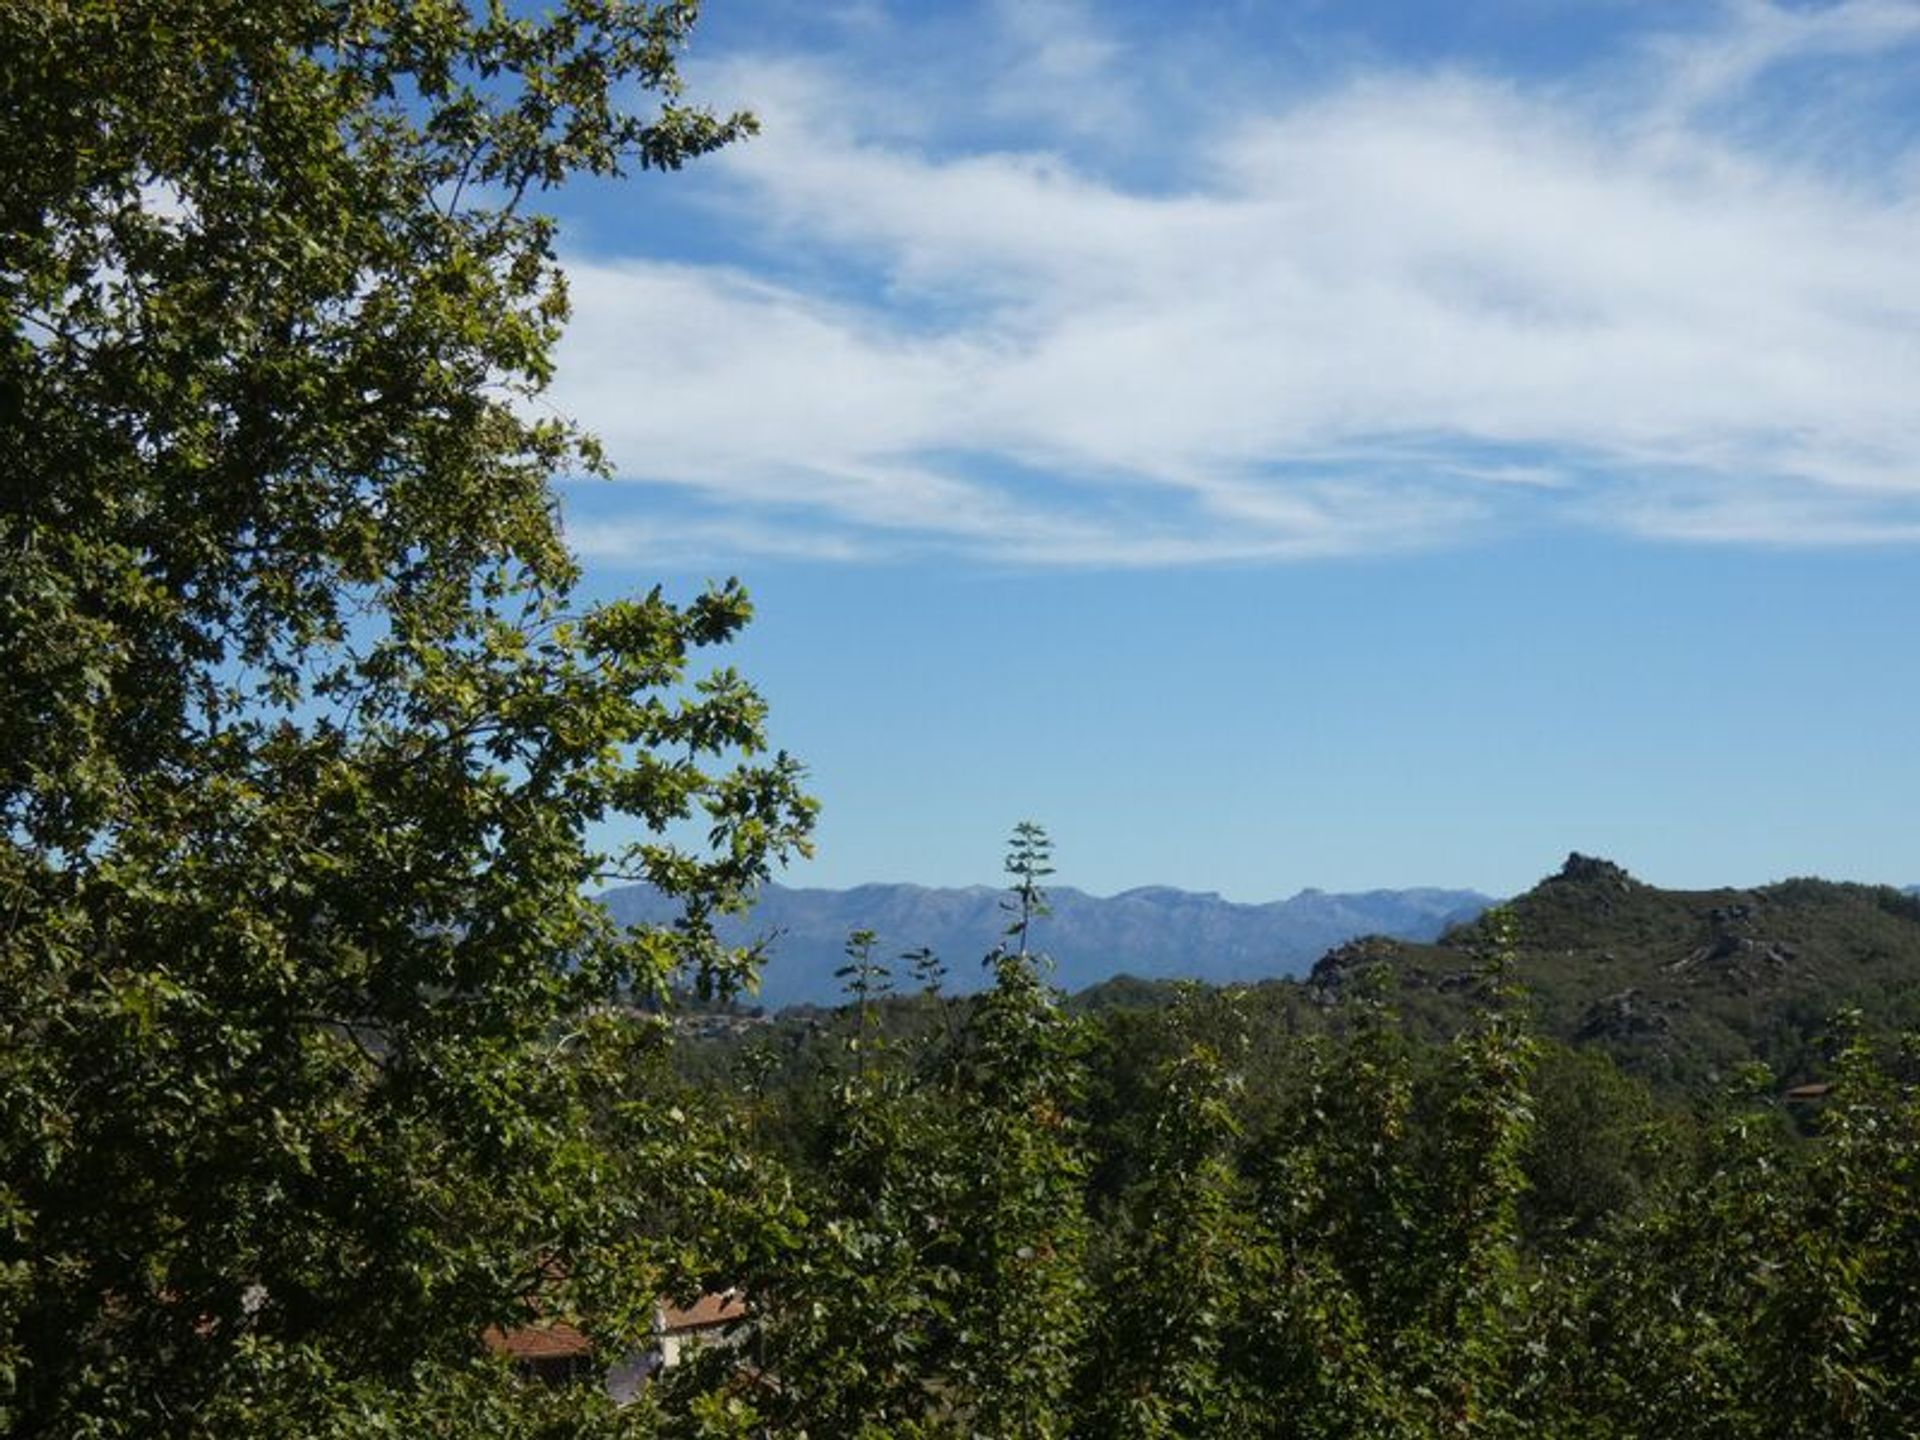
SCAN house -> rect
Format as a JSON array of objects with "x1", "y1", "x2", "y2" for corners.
[
  {"x1": 657, "y1": 1289, "x2": 749, "y2": 1370},
  {"x1": 482, "y1": 1320, "x2": 596, "y2": 1387},
  {"x1": 487, "y1": 1289, "x2": 749, "y2": 1403}
]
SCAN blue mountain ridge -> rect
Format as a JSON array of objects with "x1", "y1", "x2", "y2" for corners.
[{"x1": 597, "y1": 880, "x2": 1495, "y2": 1008}]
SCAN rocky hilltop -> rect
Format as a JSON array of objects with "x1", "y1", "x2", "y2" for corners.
[{"x1": 1306, "y1": 853, "x2": 1920, "y2": 1087}]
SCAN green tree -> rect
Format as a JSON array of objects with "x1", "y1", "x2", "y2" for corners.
[
  {"x1": 1, "y1": 1, "x2": 809, "y2": 1431},
  {"x1": 705, "y1": 828, "x2": 1089, "y2": 1438},
  {"x1": 1242, "y1": 921, "x2": 1541, "y2": 1438},
  {"x1": 1081, "y1": 988, "x2": 1272, "y2": 1440},
  {"x1": 716, "y1": 951, "x2": 957, "y2": 1438},
  {"x1": 942, "y1": 824, "x2": 1088, "y2": 1437},
  {"x1": 834, "y1": 928, "x2": 893, "y2": 1081},
  {"x1": 1552, "y1": 1022, "x2": 1919, "y2": 1439},
  {"x1": 1530, "y1": 1073, "x2": 1794, "y2": 1440},
  {"x1": 1520, "y1": 1041, "x2": 1674, "y2": 1247}
]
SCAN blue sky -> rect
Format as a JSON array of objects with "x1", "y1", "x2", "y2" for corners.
[{"x1": 544, "y1": 0, "x2": 1920, "y2": 900}]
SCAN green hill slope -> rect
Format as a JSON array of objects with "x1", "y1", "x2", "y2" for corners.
[{"x1": 1307, "y1": 853, "x2": 1920, "y2": 1088}]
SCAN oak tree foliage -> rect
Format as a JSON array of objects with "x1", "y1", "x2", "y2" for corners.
[{"x1": 1, "y1": 0, "x2": 809, "y2": 1431}]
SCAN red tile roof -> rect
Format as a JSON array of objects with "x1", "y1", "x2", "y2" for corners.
[
  {"x1": 483, "y1": 1321, "x2": 593, "y2": 1361},
  {"x1": 486, "y1": 1289, "x2": 746, "y2": 1362},
  {"x1": 662, "y1": 1290, "x2": 747, "y2": 1331}
]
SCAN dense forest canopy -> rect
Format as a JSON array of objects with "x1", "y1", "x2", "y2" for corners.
[{"x1": 645, "y1": 854, "x2": 1920, "y2": 1437}]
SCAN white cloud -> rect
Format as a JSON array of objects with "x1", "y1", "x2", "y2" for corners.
[
  {"x1": 983, "y1": 0, "x2": 1133, "y2": 140},
  {"x1": 563, "y1": 511, "x2": 877, "y2": 565},
  {"x1": 552, "y1": 1, "x2": 1920, "y2": 564},
  {"x1": 1649, "y1": 0, "x2": 1920, "y2": 113}
]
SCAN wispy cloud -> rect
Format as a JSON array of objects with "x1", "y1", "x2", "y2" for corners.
[
  {"x1": 1649, "y1": 0, "x2": 1920, "y2": 112},
  {"x1": 982, "y1": 0, "x2": 1133, "y2": 140},
  {"x1": 553, "y1": 0, "x2": 1920, "y2": 564}
]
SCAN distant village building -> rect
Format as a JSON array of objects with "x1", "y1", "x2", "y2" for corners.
[
  {"x1": 482, "y1": 1320, "x2": 596, "y2": 1387},
  {"x1": 657, "y1": 1289, "x2": 749, "y2": 1370},
  {"x1": 487, "y1": 1289, "x2": 749, "y2": 1403}
]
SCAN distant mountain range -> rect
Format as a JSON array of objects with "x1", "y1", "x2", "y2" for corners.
[{"x1": 597, "y1": 880, "x2": 1493, "y2": 1008}]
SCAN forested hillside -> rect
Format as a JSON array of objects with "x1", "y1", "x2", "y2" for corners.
[
  {"x1": 1303, "y1": 852, "x2": 1920, "y2": 1090},
  {"x1": 629, "y1": 841, "x2": 1920, "y2": 1436},
  {"x1": 680, "y1": 852, "x2": 1920, "y2": 1101}
]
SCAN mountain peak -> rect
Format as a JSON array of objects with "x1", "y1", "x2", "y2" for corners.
[
  {"x1": 1551, "y1": 852, "x2": 1637, "y2": 888},
  {"x1": 1113, "y1": 885, "x2": 1221, "y2": 904}
]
